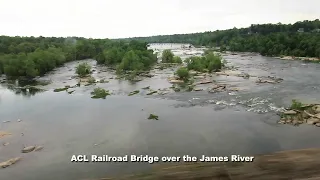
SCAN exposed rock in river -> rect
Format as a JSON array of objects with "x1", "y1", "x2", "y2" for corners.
[
  {"x1": 34, "y1": 146, "x2": 44, "y2": 152},
  {"x1": 208, "y1": 84, "x2": 227, "y2": 93},
  {"x1": 0, "y1": 131, "x2": 11, "y2": 138},
  {"x1": 0, "y1": 157, "x2": 21, "y2": 168},
  {"x1": 21, "y1": 146, "x2": 36, "y2": 153},
  {"x1": 279, "y1": 103, "x2": 320, "y2": 127},
  {"x1": 256, "y1": 76, "x2": 283, "y2": 84}
]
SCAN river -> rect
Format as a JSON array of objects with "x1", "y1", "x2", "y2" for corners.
[{"x1": 1, "y1": 44, "x2": 320, "y2": 180}]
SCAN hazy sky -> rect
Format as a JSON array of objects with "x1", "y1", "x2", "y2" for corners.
[{"x1": 0, "y1": 0, "x2": 319, "y2": 38}]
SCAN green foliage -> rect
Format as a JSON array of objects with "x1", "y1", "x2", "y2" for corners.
[
  {"x1": 128, "y1": 90, "x2": 140, "y2": 96},
  {"x1": 148, "y1": 114, "x2": 159, "y2": 120},
  {"x1": 90, "y1": 87, "x2": 110, "y2": 99},
  {"x1": 173, "y1": 56, "x2": 182, "y2": 64},
  {"x1": 54, "y1": 87, "x2": 69, "y2": 92},
  {"x1": 161, "y1": 49, "x2": 174, "y2": 63},
  {"x1": 206, "y1": 53, "x2": 222, "y2": 72},
  {"x1": 185, "y1": 53, "x2": 222, "y2": 72},
  {"x1": 124, "y1": 19, "x2": 320, "y2": 58},
  {"x1": 290, "y1": 99, "x2": 303, "y2": 110},
  {"x1": 0, "y1": 37, "x2": 157, "y2": 78},
  {"x1": 175, "y1": 67, "x2": 189, "y2": 80},
  {"x1": 76, "y1": 63, "x2": 92, "y2": 77},
  {"x1": 87, "y1": 76, "x2": 96, "y2": 84}
]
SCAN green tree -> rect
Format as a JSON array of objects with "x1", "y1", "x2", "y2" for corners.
[
  {"x1": 173, "y1": 56, "x2": 182, "y2": 63},
  {"x1": 161, "y1": 49, "x2": 174, "y2": 63},
  {"x1": 76, "y1": 62, "x2": 92, "y2": 77},
  {"x1": 175, "y1": 67, "x2": 189, "y2": 80}
]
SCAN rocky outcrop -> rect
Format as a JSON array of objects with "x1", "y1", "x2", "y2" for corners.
[
  {"x1": 0, "y1": 157, "x2": 21, "y2": 168},
  {"x1": 21, "y1": 146, "x2": 36, "y2": 153},
  {"x1": 278, "y1": 104, "x2": 320, "y2": 127},
  {"x1": 256, "y1": 76, "x2": 283, "y2": 84},
  {"x1": 208, "y1": 84, "x2": 227, "y2": 93}
]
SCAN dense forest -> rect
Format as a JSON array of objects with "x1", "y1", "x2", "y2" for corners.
[
  {"x1": 121, "y1": 19, "x2": 320, "y2": 58},
  {"x1": 0, "y1": 37, "x2": 157, "y2": 78}
]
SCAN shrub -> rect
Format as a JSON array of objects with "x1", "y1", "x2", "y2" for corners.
[
  {"x1": 176, "y1": 67, "x2": 189, "y2": 80},
  {"x1": 161, "y1": 49, "x2": 174, "y2": 63},
  {"x1": 76, "y1": 62, "x2": 91, "y2": 77},
  {"x1": 290, "y1": 99, "x2": 303, "y2": 110},
  {"x1": 90, "y1": 87, "x2": 110, "y2": 99},
  {"x1": 173, "y1": 56, "x2": 182, "y2": 64},
  {"x1": 185, "y1": 53, "x2": 222, "y2": 72}
]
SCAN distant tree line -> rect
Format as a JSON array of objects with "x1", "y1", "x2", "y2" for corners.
[
  {"x1": 120, "y1": 20, "x2": 320, "y2": 58},
  {"x1": 0, "y1": 36, "x2": 157, "y2": 78}
]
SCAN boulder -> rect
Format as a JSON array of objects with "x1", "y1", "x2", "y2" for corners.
[
  {"x1": 307, "y1": 118, "x2": 320, "y2": 125},
  {"x1": 198, "y1": 80, "x2": 213, "y2": 84},
  {"x1": 193, "y1": 76, "x2": 205, "y2": 79},
  {"x1": 194, "y1": 88, "x2": 203, "y2": 91},
  {"x1": 21, "y1": 146, "x2": 36, "y2": 153},
  {"x1": 169, "y1": 79, "x2": 184, "y2": 84},
  {"x1": 0, "y1": 157, "x2": 21, "y2": 168},
  {"x1": 283, "y1": 110, "x2": 297, "y2": 115},
  {"x1": 34, "y1": 146, "x2": 44, "y2": 152}
]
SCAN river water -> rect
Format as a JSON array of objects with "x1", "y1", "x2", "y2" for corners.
[{"x1": 1, "y1": 44, "x2": 320, "y2": 180}]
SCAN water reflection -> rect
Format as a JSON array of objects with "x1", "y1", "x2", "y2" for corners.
[
  {"x1": 0, "y1": 78, "x2": 48, "y2": 97},
  {"x1": 4, "y1": 84, "x2": 45, "y2": 97}
]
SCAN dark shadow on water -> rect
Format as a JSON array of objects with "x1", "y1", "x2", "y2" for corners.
[{"x1": 5, "y1": 84, "x2": 46, "y2": 97}]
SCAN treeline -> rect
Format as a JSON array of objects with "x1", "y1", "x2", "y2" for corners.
[
  {"x1": 121, "y1": 19, "x2": 320, "y2": 58},
  {"x1": 0, "y1": 36, "x2": 157, "y2": 78}
]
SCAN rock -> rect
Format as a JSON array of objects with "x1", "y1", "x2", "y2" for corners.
[
  {"x1": 198, "y1": 80, "x2": 213, "y2": 84},
  {"x1": 17, "y1": 119, "x2": 21, "y2": 122},
  {"x1": 307, "y1": 118, "x2": 320, "y2": 125},
  {"x1": 21, "y1": 146, "x2": 36, "y2": 153},
  {"x1": 0, "y1": 157, "x2": 21, "y2": 168},
  {"x1": 169, "y1": 79, "x2": 184, "y2": 84},
  {"x1": 0, "y1": 131, "x2": 11, "y2": 138},
  {"x1": 189, "y1": 70, "x2": 198, "y2": 75},
  {"x1": 229, "y1": 88, "x2": 239, "y2": 91},
  {"x1": 34, "y1": 146, "x2": 44, "y2": 152},
  {"x1": 315, "y1": 123, "x2": 320, "y2": 127},
  {"x1": 3, "y1": 142, "x2": 9, "y2": 146},
  {"x1": 128, "y1": 90, "x2": 140, "y2": 96},
  {"x1": 3, "y1": 120, "x2": 10, "y2": 123},
  {"x1": 146, "y1": 91, "x2": 158, "y2": 95},
  {"x1": 283, "y1": 110, "x2": 297, "y2": 115},
  {"x1": 193, "y1": 88, "x2": 203, "y2": 91},
  {"x1": 194, "y1": 76, "x2": 205, "y2": 79},
  {"x1": 292, "y1": 120, "x2": 299, "y2": 126},
  {"x1": 142, "y1": 86, "x2": 150, "y2": 90}
]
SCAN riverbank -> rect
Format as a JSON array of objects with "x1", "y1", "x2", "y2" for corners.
[{"x1": 103, "y1": 148, "x2": 320, "y2": 180}]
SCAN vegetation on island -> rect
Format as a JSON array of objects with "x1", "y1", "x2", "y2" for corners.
[
  {"x1": 161, "y1": 49, "x2": 182, "y2": 63},
  {"x1": 122, "y1": 19, "x2": 320, "y2": 58},
  {"x1": 175, "y1": 67, "x2": 189, "y2": 80},
  {"x1": 90, "y1": 87, "x2": 111, "y2": 99},
  {"x1": 148, "y1": 114, "x2": 159, "y2": 120},
  {"x1": 185, "y1": 52, "x2": 222, "y2": 72},
  {"x1": 0, "y1": 36, "x2": 157, "y2": 79},
  {"x1": 76, "y1": 62, "x2": 92, "y2": 77}
]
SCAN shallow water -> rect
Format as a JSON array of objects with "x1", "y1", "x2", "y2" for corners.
[{"x1": 1, "y1": 44, "x2": 320, "y2": 180}]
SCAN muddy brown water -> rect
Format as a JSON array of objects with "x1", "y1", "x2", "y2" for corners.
[{"x1": 1, "y1": 44, "x2": 320, "y2": 180}]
